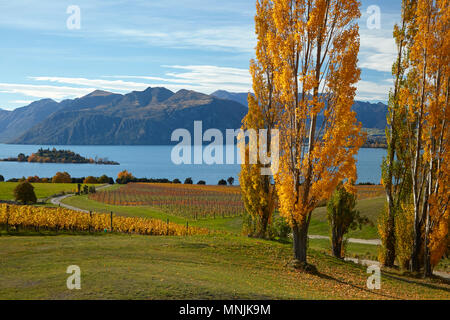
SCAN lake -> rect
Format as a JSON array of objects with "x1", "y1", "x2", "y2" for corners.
[{"x1": 0, "y1": 144, "x2": 386, "y2": 185}]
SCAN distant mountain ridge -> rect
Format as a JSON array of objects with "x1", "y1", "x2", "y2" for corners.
[
  {"x1": 211, "y1": 90, "x2": 388, "y2": 130},
  {"x1": 0, "y1": 99, "x2": 62, "y2": 142},
  {"x1": 9, "y1": 88, "x2": 248, "y2": 145},
  {"x1": 0, "y1": 88, "x2": 387, "y2": 145}
]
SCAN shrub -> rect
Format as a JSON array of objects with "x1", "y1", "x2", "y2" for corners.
[
  {"x1": 327, "y1": 183, "x2": 369, "y2": 259},
  {"x1": 27, "y1": 176, "x2": 40, "y2": 183},
  {"x1": 268, "y1": 215, "x2": 291, "y2": 240},
  {"x1": 218, "y1": 179, "x2": 227, "y2": 186},
  {"x1": 184, "y1": 177, "x2": 193, "y2": 184},
  {"x1": 97, "y1": 175, "x2": 113, "y2": 184},
  {"x1": 0, "y1": 175, "x2": 4, "y2": 182},
  {"x1": 88, "y1": 186, "x2": 96, "y2": 194},
  {"x1": 13, "y1": 181, "x2": 37, "y2": 204},
  {"x1": 52, "y1": 172, "x2": 72, "y2": 183},
  {"x1": 83, "y1": 176, "x2": 98, "y2": 184},
  {"x1": 116, "y1": 170, "x2": 134, "y2": 184}
]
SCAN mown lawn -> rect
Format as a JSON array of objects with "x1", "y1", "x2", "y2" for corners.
[
  {"x1": 0, "y1": 182, "x2": 100, "y2": 201},
  {"x1": 0, "y1": 232, "x2": 448, "y2": 300}
]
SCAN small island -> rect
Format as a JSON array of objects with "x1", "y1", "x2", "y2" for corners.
[{"x1": 0, "y1": 148, "x2": 119, "y2": 165}]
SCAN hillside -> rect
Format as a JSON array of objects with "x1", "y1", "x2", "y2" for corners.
[
  {"x1": 211, "y1": 90, "x2": 388, "y2": 130},
  {"x1": 0, "y1": 99, "x2": 61, "y2": 142},
  {"x1": 1, "y1": 233, "x2": 449, "y2": 299},
  {"x1": 12, "y1": 88, "x2": 248, "y2": 145},
  {"x1": 1, "y1": 87, "x2": 388, "y2": 145}
]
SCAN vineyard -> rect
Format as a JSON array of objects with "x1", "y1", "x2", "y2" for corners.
[
  {"x1": 0, "y1": 204, "x2": 209, "y2": 236},
  {"x1": 355, "y1": 185, "x2": 385, "y2": 200},
  {"x1": 88, "y1": 183, "x2": 245, "y2": 220}
]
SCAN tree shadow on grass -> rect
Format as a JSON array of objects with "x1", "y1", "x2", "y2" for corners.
[
  {"x1": 380, "y1": 269, "x2": 450, "y2": 293},
  {"x1": 312, "y1": 269, "x2": 404, "y2": 300}
]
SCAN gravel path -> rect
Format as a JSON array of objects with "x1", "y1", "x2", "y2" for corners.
[
  {"x1": 344, "y1": 257, "x2": 449, "y2": 280},
  {"x1": 49, "y1": 184, "x2": 113, "y2": 213},
  {"x1": 308, "y1": 234, "x2": 381, "y2": 245}
]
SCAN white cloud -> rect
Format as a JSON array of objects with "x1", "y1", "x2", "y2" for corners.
[
  {"x1": 356, "y1": 80, "x2": 392, "y2": 102},
  {"x1": 0, "y1": 65, "x2": 252, "y2": 108},
  {"x1": 112, "y1": 26, "x2": 255, "y2": 52},
  {"x1": 359, "y1": 34, "x2": 397, "y2": 72},
  {"x1": 0, "y1": 83, "x2": 95, "y2": 100},
  {"x1": 29, "y1": 77, "x2": 151, "y2": 92},
  {"x1": 1, "y1": 63, "x2": 391, "y2": 108},
  {"x1": 105, "y1": 65, "x2": 252, "y2": 93},
  {"x1": 9, "y1": 100, "x2": 34, "y2": 105}
]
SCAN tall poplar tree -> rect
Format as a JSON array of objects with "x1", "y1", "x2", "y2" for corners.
[
  {"x1": 270, "y1": 0, "x2": 365, "y2": 265},
  {"x1": 240, "y1": 0, "x2": 280, "y2": 238},
  {"x1": 379, "y1": 0, "x2": 416, "y2": 268},
  {"x1": 400, "y1": 0, "x2": 449, "y2": 274}
]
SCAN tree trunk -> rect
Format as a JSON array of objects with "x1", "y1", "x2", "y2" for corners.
[
  {"x1": 423, "y1": 209, "x2": 432, "y2": 277},
  {"x1": 384, "y1": 206, "x2": 396, "y2": 267},
  {"x1": 331, "y1": 227, "x2": 343, "y2": 259},
  {"x1": 292, "y1": 223, "x2": 308, "y2": 264},
  {"x1": 410, "y1": 214, "x2": 422, "y2": 272},
  {"x1": 259, "y1": 209, "x2": 270, "y2": 238},
  {"x1": 423, "y1": 231, "x2": 432, "y2": 277}
]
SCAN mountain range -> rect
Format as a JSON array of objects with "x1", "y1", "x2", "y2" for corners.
[{"x1": 0, "y1": 88, "x2": 387, "y2": 145}]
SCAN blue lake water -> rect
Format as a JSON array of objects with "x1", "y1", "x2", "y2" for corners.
[{"x1": 0, "y1": 144, "x2": 386, "y2": 185}]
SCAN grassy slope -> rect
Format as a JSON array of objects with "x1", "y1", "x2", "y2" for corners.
[
  {"x1": 1, "y1": 232, "x2": 448, "y2": 300},
  {"x1": 0, "y1": 182, "x2": 100, "y2": 201},
  {"x1": 309, "y1": 197, "x2": 385, "y2": 239},
  {"x1": 61, "y1": 194, "x2": 450, "y2": 272}
]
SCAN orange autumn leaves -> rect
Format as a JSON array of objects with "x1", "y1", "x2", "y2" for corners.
[{"x1": 241, "y1": 0, "x2": 366, "y2": 262}]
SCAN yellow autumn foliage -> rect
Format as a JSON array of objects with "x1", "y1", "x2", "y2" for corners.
[{"x1": 0, "y1": 204, "x2": 209, "y2": 236}]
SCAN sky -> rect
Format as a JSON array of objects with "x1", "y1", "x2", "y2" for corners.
[{"x1": 0, "y1": 0, "x2": 402, "y2": 111}]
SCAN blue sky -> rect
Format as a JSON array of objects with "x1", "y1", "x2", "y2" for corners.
[{"x1": 0, "y1": 0, "x2": 401, "y2": 110}]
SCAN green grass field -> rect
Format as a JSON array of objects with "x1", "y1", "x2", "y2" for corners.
[
  {"x1": 1, "y1": 232, "x2": 448, "y2": 300},
  {"x1": 0, "y1": 182, "x2": 100, "y2": 201},
  {"x1": 309, "y1": 197, "x2": 385, "y2": 239},
  {"x1": 1, "y1": 184, "x2": 448, "y2": 299},
  {"x1": 61, "y1": 189, "x2": 450, "y2": 273}
]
